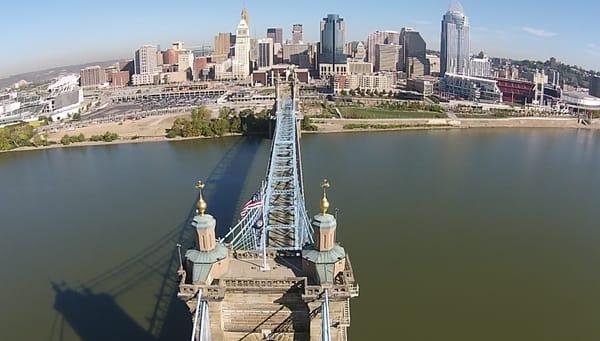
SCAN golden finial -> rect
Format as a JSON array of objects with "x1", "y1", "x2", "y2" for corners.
[
  {"x1": 320, "y1": 179, "x2": 330, "y2": 215},
  {"x1": 195, "y1": 181, "x2": 207, "y2": 216}
]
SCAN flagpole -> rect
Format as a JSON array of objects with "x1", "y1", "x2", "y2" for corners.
[
  {"x1": 260, "y1": 187, "x2": 269, "y2": 271},
  {"x1": 261, "y1": 223, "x2": 269, "y2": 271}
]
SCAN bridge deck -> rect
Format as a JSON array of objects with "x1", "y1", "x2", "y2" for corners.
[{"x1": 222, "y1": 83, "x2": 312, "y2": 251}]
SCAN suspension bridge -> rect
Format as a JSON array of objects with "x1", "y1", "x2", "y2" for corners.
[{"x1": 178, "y1": 72, "x2": 359, "y2": 340}]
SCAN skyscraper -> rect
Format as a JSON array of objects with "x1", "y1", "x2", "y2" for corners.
[
  {"x1": 375, "y1": 44, "x2": 400, "y2": 72},
  {"x1": 257, "y1": 38, "x2": 274, "y2": 69},
  {"x1": 400, "y1": 28, "x2": 429, "y2": 77},
  {"x1": 366, "y1": 31, "x2": 400, "y2": 63},
  {"x1": 440, "y1": 2, "x2": 470, "y2": 76},
  {"x1": 233, "y1": 13, "x2": 251, "y2": 79},
  {"x1": 214, "y1": 33, "x2": 232, "y2": 62},
  {"x1": 135, "y1": 45, "x2": 158, "y2": 75},
  {"x1": 319, "y1": 14, "x2": 346, "y2": 66},
  {"x1": 133, "y1": 45, "x2": 159, "y2": 85},
  {"x1": 267, "y1": 28, "x2": 283, "y2": 45},
  {"x1": 292, "y1": 24, "x2": 303, "y2": 44}
]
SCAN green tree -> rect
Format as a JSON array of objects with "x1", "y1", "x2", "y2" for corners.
[
  {"x1": 301, "y1": 116, "x2": 318, "y2": 131},
  {"x1": 166, "y1": 129, "x2": 178, "y2": 138},
  {"x1": 61, "y1": 134, "x2": 72, "y2": 145},
  {"x1": 31, "y1": 135, "x2": 46, "y2": 147},
  {"x1": 209, "y1": 118, "x2": 230, "y2": 137},
  {"x1": 0, "y1": 136, "x2": 10, "y2": 150},
  {"x1": 230, "y1": 116, "x2": 242, "y2": 133},
  {"x1": 0, "y1": 124, "x2": 36, "y2": 149},
  {"x1": 170, "y1": 117, "x2": 195, "y2": 137},
  {"x1": 101, "y1": 132, "x2": 119, "y2": 142},
  {"x1": 0, "y1": 128, "x2": 11, "y2": 150},
  {"x1": 219, "y1": 107, "x2": 236, "y2": 118}
]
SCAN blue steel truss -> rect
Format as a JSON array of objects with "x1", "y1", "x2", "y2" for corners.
[{"x1": 221, "y1": 83, "x2": 313, "y2": 251}]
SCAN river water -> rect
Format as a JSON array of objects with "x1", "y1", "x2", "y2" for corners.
[{"x1": 1, "y1": 129, "x2": 600, "y2": 340}]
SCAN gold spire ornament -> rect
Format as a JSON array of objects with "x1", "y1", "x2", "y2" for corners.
[
  {"x1": 195, "y1": 181, "x2": 207, "y2": 216},
  {"x1": 320, "y1": 179, "x2": 330, "y2": 215}
]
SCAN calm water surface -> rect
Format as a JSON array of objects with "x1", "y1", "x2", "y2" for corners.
[{"x1": 1, "y1": 129, "x2": 600, "y2": 340}]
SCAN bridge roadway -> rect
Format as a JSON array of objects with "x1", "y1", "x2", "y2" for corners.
[
  {"x1": 178, "y1": 77, "x2": 359, "y2": 340},
  {"x1": 221, "y1": 83, "x2": 312, "y2": 252}
]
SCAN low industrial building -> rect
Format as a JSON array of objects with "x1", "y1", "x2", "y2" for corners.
[
  {"x1": 333, "y1": 73, "x2": 395, "y2": 93},
  {"x1": 407, "y1": 77, "x2": 436, "y2": 96}
]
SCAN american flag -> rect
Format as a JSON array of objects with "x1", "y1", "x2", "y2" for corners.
[{"x1": 240, "y1": 191, "x2": 262, "y2": 218}]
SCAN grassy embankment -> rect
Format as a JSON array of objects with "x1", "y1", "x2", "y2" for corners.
[{"x1": 339, "y1": 107, "x2": 447, "y2": 119}]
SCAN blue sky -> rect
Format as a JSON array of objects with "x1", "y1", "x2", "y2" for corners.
[{"x1": 2, "y1": 0, "x2": 599, "y2": 78}]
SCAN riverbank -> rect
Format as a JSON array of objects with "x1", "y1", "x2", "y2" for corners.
[
  {"x1": 311, "y1": 117, "x2": 598, "y2": 133},
  {"x1": 3, "y1": 116, "x2": 599, "y2": 154}
]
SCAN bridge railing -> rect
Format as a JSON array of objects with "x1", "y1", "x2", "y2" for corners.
[
  {"x1": 222, "y1": 80, "x2": 313, "y2": 252},
  {"x1": 293, "y1": 98, "x2": 314, "y2": 245},
  {"x1": 219, "y1": 181, "x2": 266, "y2": 250}
]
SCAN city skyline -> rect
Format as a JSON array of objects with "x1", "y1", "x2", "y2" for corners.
[{"x1": 2, "y1": 0, "x2": 600, "y2": 78}]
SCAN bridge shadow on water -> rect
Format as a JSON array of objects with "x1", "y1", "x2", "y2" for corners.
[{"x1": 48, "y1": 136, "x2": 265, "y2": 341}]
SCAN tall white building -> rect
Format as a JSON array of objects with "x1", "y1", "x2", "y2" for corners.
[
  {"x1": 133, "y1": 45, "x2": 159, "y2": 85},
  {"x1": 469, "y1": 56, "x2": 492, "y2": 78},
  {"x1": 135, "y1": 45, "x2": 158, "y2": 75},
  {"x1": 440, "y1": 2, "x2": 470, "y2": 76},
  {"x1": 233, "y1": 14, "x2": 251, "y2": 79}
]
